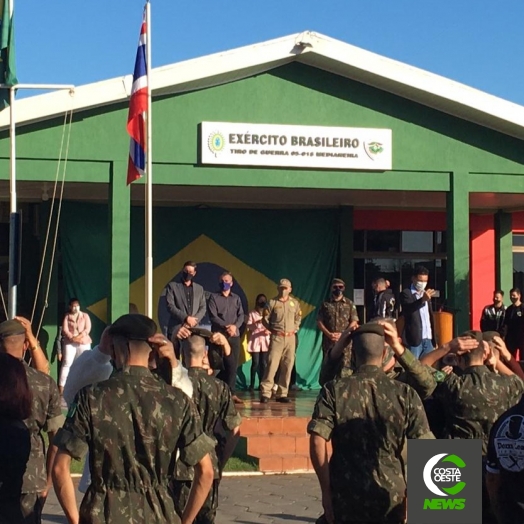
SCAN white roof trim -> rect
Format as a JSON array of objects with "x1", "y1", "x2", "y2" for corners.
[{"x1": 2, "y1": 31, "x2": 524, "y2": 140}]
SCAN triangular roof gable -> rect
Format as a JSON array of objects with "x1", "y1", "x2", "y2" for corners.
[{"x1": 3, "y1": 31, "x2": 524, "y2": 139}]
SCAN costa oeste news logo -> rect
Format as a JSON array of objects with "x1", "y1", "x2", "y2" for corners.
[{"x1": 422, "y1": 453, "x2": 466, "y2": 510}]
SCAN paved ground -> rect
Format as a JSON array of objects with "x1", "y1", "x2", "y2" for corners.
[{"x1": 42, "y1": 474, "x2": 322, "y2": 524}]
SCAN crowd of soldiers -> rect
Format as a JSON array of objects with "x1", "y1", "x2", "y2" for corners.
[{"x1": 1, "y1": 271, "x2": 524, "y2": 523}]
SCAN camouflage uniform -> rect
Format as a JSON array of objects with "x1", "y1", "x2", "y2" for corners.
[
  {"x1": 308, "y1": 366, "x2": 433, "y2": 524},
  {"x1": 16, "y1": 363, "x2": 64, "y2": 524},
  {"x1": 54, "y1": 366, "x2": 215, "y2": 524},
  {"x1": 434, "y1": 365, "x2": 524, "y2": 454},
  {"x1": 317, "y1": 297, "x2": 358, "y2": 354},
  {"x1": 319, "y1": 343, "x2": 437, "y2": 401},
  {"x1": 173, "y1": 367, "x2": 241, "y2": 524}
]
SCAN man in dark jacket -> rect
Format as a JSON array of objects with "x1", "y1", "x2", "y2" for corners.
[
  {"x1": 371, "y1": 278, "x2": 396, "y2": 319},
  {"x1": 502, "y1": 287, "x2": 524, "y2": 360},
  {"x1": 399, "y1": 265, "x2": 436, "y2": 359},
  {"x1": 162, "y1": 261, "x2": 207, "y2": 345}
]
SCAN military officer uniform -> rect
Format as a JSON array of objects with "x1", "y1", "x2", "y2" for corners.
[
  {"x1": 260, "y1": 279, "x2": 302, "y2": 401},
  {"x1": 0, "y1": 319, "x2": 64, "y2": 524},
  {"x1": 173, "y1": 367, "x2": 241, "y2": 523},
  {"x1": 317, "y1": 292, "x2": 359, "y2": 354},
  {"x1": 308, "y1": 325, "x2": 434, "y2": 524},
  {"x1": 54, "y1": 366, "x2": 215, "y2": 524},
  {"x1": 434, "y1": 336, "x2": 524, "y2": 454},
  {"x1": 319, "y1": 338, "x2": 437, "y2": 401}
]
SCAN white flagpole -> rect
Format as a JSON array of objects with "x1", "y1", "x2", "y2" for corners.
[
  {"x1": 145, "y1": 0, "x2": 153, "y2": 318},
  {"x1": 7, "y1": 85, "x2": 16, "y2": 318}
]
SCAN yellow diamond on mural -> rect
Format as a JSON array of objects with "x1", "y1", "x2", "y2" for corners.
[{"x1": 87, "y1": 234, "x2": 315, "y2": 363}]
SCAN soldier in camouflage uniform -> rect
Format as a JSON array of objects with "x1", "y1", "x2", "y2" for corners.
[
  {"x1": 52, "y1": 314, "x2": 215, "y2": 524},
  {"x1": 424, "y1": 330, "x2": 524, "y2": 454},
  {"x1": 173, "y1": 334, "x2": 242, "y2": 523},
  {"x1": 0, "y1": 319, "x2": 64, "y2": 524},
  {"x1": 308, "y1": 323, "x2": 434, "y2": 524},
  {"x1": 319, "y1": 317, "x2": 437, "y2": 401},
  {"x1": 316, "y1": 278, "x2": 359, "y2": 355}
]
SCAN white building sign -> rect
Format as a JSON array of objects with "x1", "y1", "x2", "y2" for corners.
[{"x1": 201, "y1": 122, "x2": 392, "y2": 170}]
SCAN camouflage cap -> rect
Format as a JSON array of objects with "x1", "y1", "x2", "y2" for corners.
[
  {"x1": 190, "y1": 327, "x2": 213, "y2": 339},
  {"x1": 482, "y1": 331, "x2": 500, "y2": 343},
  {"x1": 0, "y1": 319, "x2": 26, "y2": 339},
  {"x1": 460, "y1": 330, "x2": 483, "y2": 345},
  {"x1": 107, "y1": 314, "x2": 157, "y2": 340},
  {"x1": 332, "y1": 278, "x2": 345, "y2": 287},
  {"x1": 278, "y1": 278, "x2": 292, "y2": 288}
]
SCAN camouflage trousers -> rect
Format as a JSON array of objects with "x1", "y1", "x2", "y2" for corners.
[
  {"x1": 172, "y1": 479, "x2": 219, "y2": 524},
  {"x1": 0, "y1": 493, "x2": 43, "y2": 524}
]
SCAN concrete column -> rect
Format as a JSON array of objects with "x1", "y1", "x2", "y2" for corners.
[
  {"x1": 446, "y1": 172, "x2": 470, "y2": 335},
  {"x1": 108, "y1": 162, "x2": 130, "y2": 323},
  {"x1": 339, "y1": 206, "x2": 354, "y2": 299},
  {"x1": 495, "y1": 210, "x2": 513, "y2": 301}
]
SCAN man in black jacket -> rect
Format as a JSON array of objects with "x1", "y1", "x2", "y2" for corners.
[
  {"x1": 162, "y1": 261, "x2": 207, "y2": 344},
  {"x1": 399, "y1": 266, "x2": 436, "y2": 359},
  {"x1": 371, "y1": 278, "x2": 396, "y2": 319}
]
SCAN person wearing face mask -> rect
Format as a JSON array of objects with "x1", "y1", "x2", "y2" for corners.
[
  {"x1": 59, "y1": 298, "x2": 92, "y2": 395},
  {"x1": 208, "y1": 271, "x2": 246, "y2": 404},
  {"x1": 162, "y1": 261, "x2": 207, "y2": 353},
  {"x1": 317, "y1": 278, "x2": 359, "y2": 357},
  {"x1": 502, "y1": 287, "x2": 524, "y2": 361},
  {"x1": 260, "y1": 279, "x2": 302, "y2": 404},
  {"x1": 399, "y1": 266, "x2": 436, "y2": 359},
  {"x1": 246, "y1": 294, "x2": 271, "y2": 391},
  {"x1": 480, "y1": 290, "x2": 506, "y2": 335}
]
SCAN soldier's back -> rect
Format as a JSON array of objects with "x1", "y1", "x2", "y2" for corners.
[
  {"x1": 80, "y1": 367, "x2": 198, "y2": 523},
  {"x1": 319, "y1": 366, "x2": 430, "y2": 523}
]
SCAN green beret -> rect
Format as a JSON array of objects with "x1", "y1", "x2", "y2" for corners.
[
  {"x1": 0, "y1": 319, "x2": 26, "y2": 339},
  {"x1": 108, "y1": 314, "x2": 157, "y2": 340},
  {"x1": 190, "y1": 327, "x2": 213, "y2": 339},
  {"x1": 353, "y1": 323, "x2": 385, "y2": 338},
  {"x1": 482, "y1": 331, "x2": 500, "y2": 343},
  {"x1": 460, "y1": 330, "x2": 483, "y2": 345}
]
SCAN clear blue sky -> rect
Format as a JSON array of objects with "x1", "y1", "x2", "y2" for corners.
[{"x1": 16, "y1": 0, "x2": 524, "y2": 104}]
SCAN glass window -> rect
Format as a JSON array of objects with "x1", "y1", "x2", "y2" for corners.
[
  {"x1": 435, "y1": 231, "x2": 446, "y2": 253},
  {"x1": 366, "y1": 231, "x2": 400, "y2": 252},
  {"x1": 401, "y1": 231, "x2": 433, "y2": 253},
  {"x1": 354, "y1": 230, "x2": 365, "y2": 252},
  {"x1": 513, "y1": 234, "x2": 524, "y2": 247},
  {"x1": 514, "y1": 253, "x2": 524, "y2": 292}
]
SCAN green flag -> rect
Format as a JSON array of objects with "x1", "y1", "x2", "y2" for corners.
[{"x1": 0, "y1": 0, "x2": 17, "y2": 109}]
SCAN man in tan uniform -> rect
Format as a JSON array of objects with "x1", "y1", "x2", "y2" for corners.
[{"x1": 260, "y1": 279, "x2": 302, "y2": 404}]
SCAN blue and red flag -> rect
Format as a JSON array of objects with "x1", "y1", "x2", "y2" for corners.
[{"x1": 126, "y1": 10, "x2": 148, "y2": 185}]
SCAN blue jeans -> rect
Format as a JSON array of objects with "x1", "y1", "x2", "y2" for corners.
[{"x1": 409, "y1": 338, "x2": 433, "y2": 359}]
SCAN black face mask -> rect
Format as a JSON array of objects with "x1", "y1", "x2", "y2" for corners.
[
  {"x1": 182, "y1": 271, "x2": 193, "y2": 282},
  {"x1": 332, "y1": 288, "x2": 343, "y2": 297},
  {"x1": 257, "y1": 301, "x2": 267, "y2": 308}
]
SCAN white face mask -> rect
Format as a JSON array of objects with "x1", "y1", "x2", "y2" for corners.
[
  {"x1": 72, "y1": 306, "x2": 80, "y2": 313},
  {"x1": 415, "y1": 281, "x2": 427, "y2": 292}
]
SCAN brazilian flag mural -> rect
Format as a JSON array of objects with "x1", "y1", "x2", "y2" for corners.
[{"x1": 60, "y1": 203, "x2": 340, "y2": 389}]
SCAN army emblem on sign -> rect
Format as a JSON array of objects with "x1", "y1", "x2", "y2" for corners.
[
  {"x1": 208, "y1": 132, "x2": 226, "y2": 157},
  {"x1": 364, "y1": 141, "x2": 384, "y2": 160}
]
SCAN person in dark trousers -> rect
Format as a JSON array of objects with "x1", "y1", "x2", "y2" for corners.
[
  {"x1": 208, "y1": 271, "x2": 246, "y2": 404},
  {"x1": 480, "y1": 290, "x2": 506, "y2": 334},
  {"x1": 399, "y1": 266, "x2": 436, "y2": 359},
  {"x1": 163, "y1": 261, "x2": 207, "y2": 346},
  {"x1": 502, "y1": 288, "x2": 524, "y2": 361}
]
